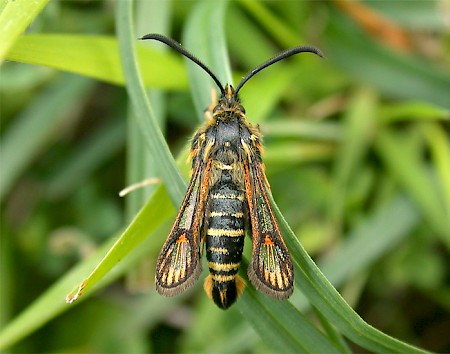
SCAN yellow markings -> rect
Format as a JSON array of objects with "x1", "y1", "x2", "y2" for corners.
[
  {"x1": 208, "y1": 211, "x2": 244, "y2": 218},
  {"x1": 203, "y1": 275, "x2": 213, "y2": 298},
  {"x1": 235, "y1": 275, "x2": 246, "y2": 297},
  {"x1": 207, "y1": 228, "x2": 244, "y2": 237},
  {"x1": 219, "y1": 289, "x2": 227, "y2": 306},
  {"x1": 259, "y1": 242, "x2": 291, "y2": 290},
  {"x1": 203, "y1": 139, "x2": 215, "y2": 161},
  {"x1": 211, "y1": 193, "x2": 244, "y2": 201},
  {"x1": 163, "y1": 236, "x2": 190, "y2": 286},
  {"x1": 208, "y1": 261, "x2": 240, "y2": 272},
  {"x1": 241, "y1": 139, "x2": 252, "y2": 162},
  {"x1": 211, "y1": 274, "x2": 235, "y2": 282},
  {"x1": 208, "y1": 247, "x2": 228, "y2": 254},
  {"x1": 217, "y1": 162, "x2": 233, "y2": 170}
]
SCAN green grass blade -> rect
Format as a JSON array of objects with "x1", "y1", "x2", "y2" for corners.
[
  {"x1": 116, "y1": 0, "x2": 185, "y2": 206},
  {"x1": 312, "y1": 306, "x2": 352, "y2": 353},
  {"x1": 270, "y1": 193, "x2": 427, "y2": 353},
  {"x1": 6, "y1": 34, "x2": 187, "y2": 89},
  {"x1": 0, "y1": 186, "x2": 174, "y2": 351},
  {"x1": 240, "y1": 286, "x2": 341, "y2": 353},
  {"x1": 0, "y1": 0, "x2": 48, "y2": 62},
  {"x1": 124, "y1": 0, "x2": 171, "y2": 218},
  {"x1": 65, "y1": 185, "x2": 173, "y2": 303}
]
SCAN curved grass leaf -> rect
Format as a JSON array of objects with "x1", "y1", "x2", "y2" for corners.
[
  {"x1": 0, "y1": 185, "x2": 174, "y2": 351},
  {"x1": 6, "y1": 34, "x2": 188, "y2": 89},
  {"x1": 65, "y1": 185, "x2": 173, "y2": 303},
  {"x1": 126, "y1": 0, "x2": 172, "y2": 214},
  {"x1": 240, "y1": 284, "x2": 341, "y2": 353},
  {"x1": 271, "y1": 192, "x2": 427, "y2": 353},
  {"x1": 116, "y1": 1, "x2": 185, "y2": 206}
]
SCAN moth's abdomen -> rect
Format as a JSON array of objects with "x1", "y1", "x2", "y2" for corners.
[{"x1": 204, "y1": 182, "x2": 246, "y2": 309}]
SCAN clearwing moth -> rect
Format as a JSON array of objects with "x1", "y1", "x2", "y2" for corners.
[{"x1": 141, "y1": 34, "x2": 322, "y2": 309}]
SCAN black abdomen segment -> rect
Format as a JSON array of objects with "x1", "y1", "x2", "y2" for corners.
[{"x1": 204, "y1": 180, "x2": 245, "y2": 309}]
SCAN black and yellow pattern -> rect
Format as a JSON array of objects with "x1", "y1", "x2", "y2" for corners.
[
  {"x1": 142, "y1": 34, "x2": 322, "y2": 309},
  {"x1": 204, "y1": 181, "x2": 246, "y2": 309}
]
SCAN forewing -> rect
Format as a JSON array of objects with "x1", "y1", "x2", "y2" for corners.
[
  {"x1": 155, "y1": 157, "x2": 211, "y2": 296},
  {"x1": 244, "y1": 160, "x2": 294, "y2": 299}
]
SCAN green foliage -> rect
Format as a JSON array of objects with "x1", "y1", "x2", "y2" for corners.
[{"x1": 1, "y1": 0, "x2": 449, "y2": 353}]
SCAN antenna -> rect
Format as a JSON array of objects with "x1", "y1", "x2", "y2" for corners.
[
  {"x1": 141, "y1": 34, "x2": 323, "y2": 100},
  {"x1": 140, "y1": 34, "x2": 226, "y2": 97},
  {"x1": 234, "y1": 46, "x2": 323, "y2": 98}
]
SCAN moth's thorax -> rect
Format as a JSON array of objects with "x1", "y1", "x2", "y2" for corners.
[{"x1": 193, "y1": 83, "x2": 264, "y2": 169}]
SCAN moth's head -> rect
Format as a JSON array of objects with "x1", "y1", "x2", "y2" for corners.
[{"x1": 212, "y1": 85, "x2": 246, "y2": 120}]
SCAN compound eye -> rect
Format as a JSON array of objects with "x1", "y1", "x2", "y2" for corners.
[{"x1": 212, "y1": 105, "x2": 221, "y2": 114}]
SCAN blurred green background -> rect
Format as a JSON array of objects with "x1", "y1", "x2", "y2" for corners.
[{"x1": 1, "y1": 0, "x2": 449, "y2": 353}]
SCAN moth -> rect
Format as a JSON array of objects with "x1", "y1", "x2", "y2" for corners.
[{"x1": 141, "y1": 34, "x2": 322, "y2": 309}]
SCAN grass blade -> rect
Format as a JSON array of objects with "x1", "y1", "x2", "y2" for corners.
[
  {"x1": 0, "y1": 186, "x2": 173, "y2": 351},
  {"x1": 116, "y1": 0, "x2": 185, "y2": 206},
  {"x1": 0, "y1": 0, "x2": 48, "y2": 62},
  {"x1": 6, "y1": 34, "x2": 187, "y2": 88},
  {"x1": 271, "y1": 193, "x2": 427, "y2": 353}
]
